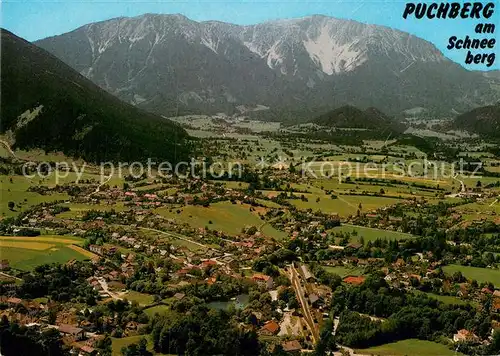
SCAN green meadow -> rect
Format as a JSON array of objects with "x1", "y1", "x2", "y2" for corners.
[
  {"x1": 123, "y1": 291, "x2": 155, "y2": 306},
  {"x1": 154, "y1": 201, "x2": 284, "y2": 238},
  {"x1": 331, "y1": 225, "x2": 414, "y2": 242},
  {"x1": 356, "y1": 339, "x2": 460, "y2": 356},
  {"x1": 287, "y1": 193, "x2": 401, "y2": 216},
  {"x1": 143, "y1": 305, "x2": 171, "y2": 318},
  {"x1": 0, "y1": 175, "x2": 69, "y2": 217},
  {"x1": 322, "y1": 265, "x2": 364, "y2": 277},
  {"x1": 414, "y1": 291, "x2": 470, "y2": 306},
  {"x1": 111, "y1": 336, "x2": 156, "y2": 356},
  {"x1": 443, "y1": 264, "x2": 500, "y2": 287}
]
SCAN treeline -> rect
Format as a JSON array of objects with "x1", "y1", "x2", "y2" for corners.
[{"x1": 12, "y1": 262, "x2": 97, "y2": 304}]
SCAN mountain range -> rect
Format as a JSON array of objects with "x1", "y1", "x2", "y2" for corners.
[
  {"x1": 35, "y1": 14, "x2": 500, "y2": 118},
  {"x1": 1, "y1": 29, "x2": 191, "y2": 163}
]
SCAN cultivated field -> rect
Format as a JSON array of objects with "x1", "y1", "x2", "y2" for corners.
[{"x1": 0, "y1": 235, "x2": 95, "y2": 270}]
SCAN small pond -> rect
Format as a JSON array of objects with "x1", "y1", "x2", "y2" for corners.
[{"x1": 206, "y1": 294, "x2": 249, "y2": 310}]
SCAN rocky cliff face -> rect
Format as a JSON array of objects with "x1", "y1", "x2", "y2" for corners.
[{"x1": 35, "y1": 13, "x2": 499, "y2": 117}]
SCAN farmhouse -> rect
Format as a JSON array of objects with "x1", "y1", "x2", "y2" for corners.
[
  {"x1": 252, "y1": 274, "x2": 274, "y2": 289},
  {"x1": 300, "y1": 265, "x2": 314, "y2": 281},
  {"x1": 492, "y1": 298, "x2": 500, "y2": 313},
  {"x1": 281, "y1": 340, "x2": 302, "y2": 353},
  {"x1": 6, "y1": 297, "x2": 22, "y2": 306},
  {"x1": 309, "y1": 293, "x2": 323, "y2": 307},
  {"x1": 173, "y1": 292, "x2": 186, "y2": 301},
  {"x1": 71, "y1": 344, "x2": 97, "y2": 356},
  {"x1": 58, "y1": 324, "x2": 86, "y2": 341},
  {"x1": 345, "y1": 242, "x2": 363, "y2": 251},
  {"x1": 88, "y1": 245, "x2": 109, "y2": 255},
  {"x1": 343, "y1": 276, "x2": 366, "y2": 286},
  {"x1": 453, "y1": 329, "x2": 480, "y2": 344},
  {"x1": 206, "y1": 276, "x2": 217, "y2": 285},
  {"x1": 200, "y1": 259, "x2": 217, "y2": 268},
  {"x1": 259, "y1": 320, "x2": 280, "y2": 336}
]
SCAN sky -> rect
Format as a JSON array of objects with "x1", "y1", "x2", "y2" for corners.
[{"x1": 1, "y1": 0, "x2": 499, "y2": 70}]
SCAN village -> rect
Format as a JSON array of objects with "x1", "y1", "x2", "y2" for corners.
[{"x1": 1, "y1": 154, "x2": 500, "y2": 356}]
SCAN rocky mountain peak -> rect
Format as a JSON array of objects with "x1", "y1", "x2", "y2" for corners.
[{"x1": 35, "y1": 13, "x2": 497, "y2": 117}]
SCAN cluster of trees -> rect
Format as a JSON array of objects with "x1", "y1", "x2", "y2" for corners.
[
  {"x1": 309, "y1": 263, "x2": 342, "y2": 291},
  {"x1": 298, "y1": 204, "x2": 500, "y2": 272},
  {"x1": 149, "y1": 305, "x2": 260, "y2": 355},
  {"x1": 126, "y1": 258, "x2": 175, "y2": 297},
  {"x1": 15, "y1": 262, "x2": 97, "y2": 304},
  {"x1": 82, "y1": 209, "x2": 121, "y2": 222},
  {"x1": 0, "y1": 317, "x2": 65, "y2": 356},
  {"x1": 332, "y1": 274, "x2": 488, "y2": 349},
  {"x1": 355, "y1": 177, "x2": 445, "y2": 192},
  {"x1": 281, "y1": 217, "x2": 496, "y2": 268},
  {"x1": 121, "y1": 338, "x2": 152, "y2": 356},
  {"x1": 270, "y1": 128, "x2": 402, "y2": 147},
  {"x1": 336, "y1": 308, "x2": 500, "y2": 355},
  {"x1": 178, "y1": 275, "x2": 251, "y2": 303},
  {"x1": 81, "y1": 299, "x2": 149, "y2": 336},
  {"x1": 276, "y1": 287, "x2": 299, "y2": 310},
  {"x1": 81, "y1": 227, "x2": 112, "y2": 248},
  {"x1": 252, "y1": 248, "x2": 298, "y2": 277}
]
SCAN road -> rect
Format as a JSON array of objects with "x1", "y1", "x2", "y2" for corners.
[
  {"x1": 0, "y1": 139, "x2": 18, "y2": 159},
  {"x1": 447, "y1": 174, "x2": 466, "y2": 198},
  {"x1": 96, "y1": 277, "x2": 131, "y2": 301},
  {"x1": 96, "y1": 277, "x2": 125, "y2": 300},
  {"x1": 289, "y1": 264, "x2": 319, "y2": 344},
  {"x1": 0, "y1": 272, "x2": 22, "y2": 281},
  {"x1": 87, "y1": 174, "x2": 113, "y2": 197},
  {"x1": 454, "y1": 174, "x2": 466, "y2": 193}
]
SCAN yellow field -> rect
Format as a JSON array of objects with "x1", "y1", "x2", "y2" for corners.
[
  {"x1": 0, "y1": 236, "x2": 84, "y2": 245},
  {"x1": 0, "y1": 235, "x2": 97, "y2": 270},
  {"x1": 0, "y1": 240, "x2": 55, "y2": 250},
  {"x1": 67, "y1": 245, "x2": 99, "y2": 259}
]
